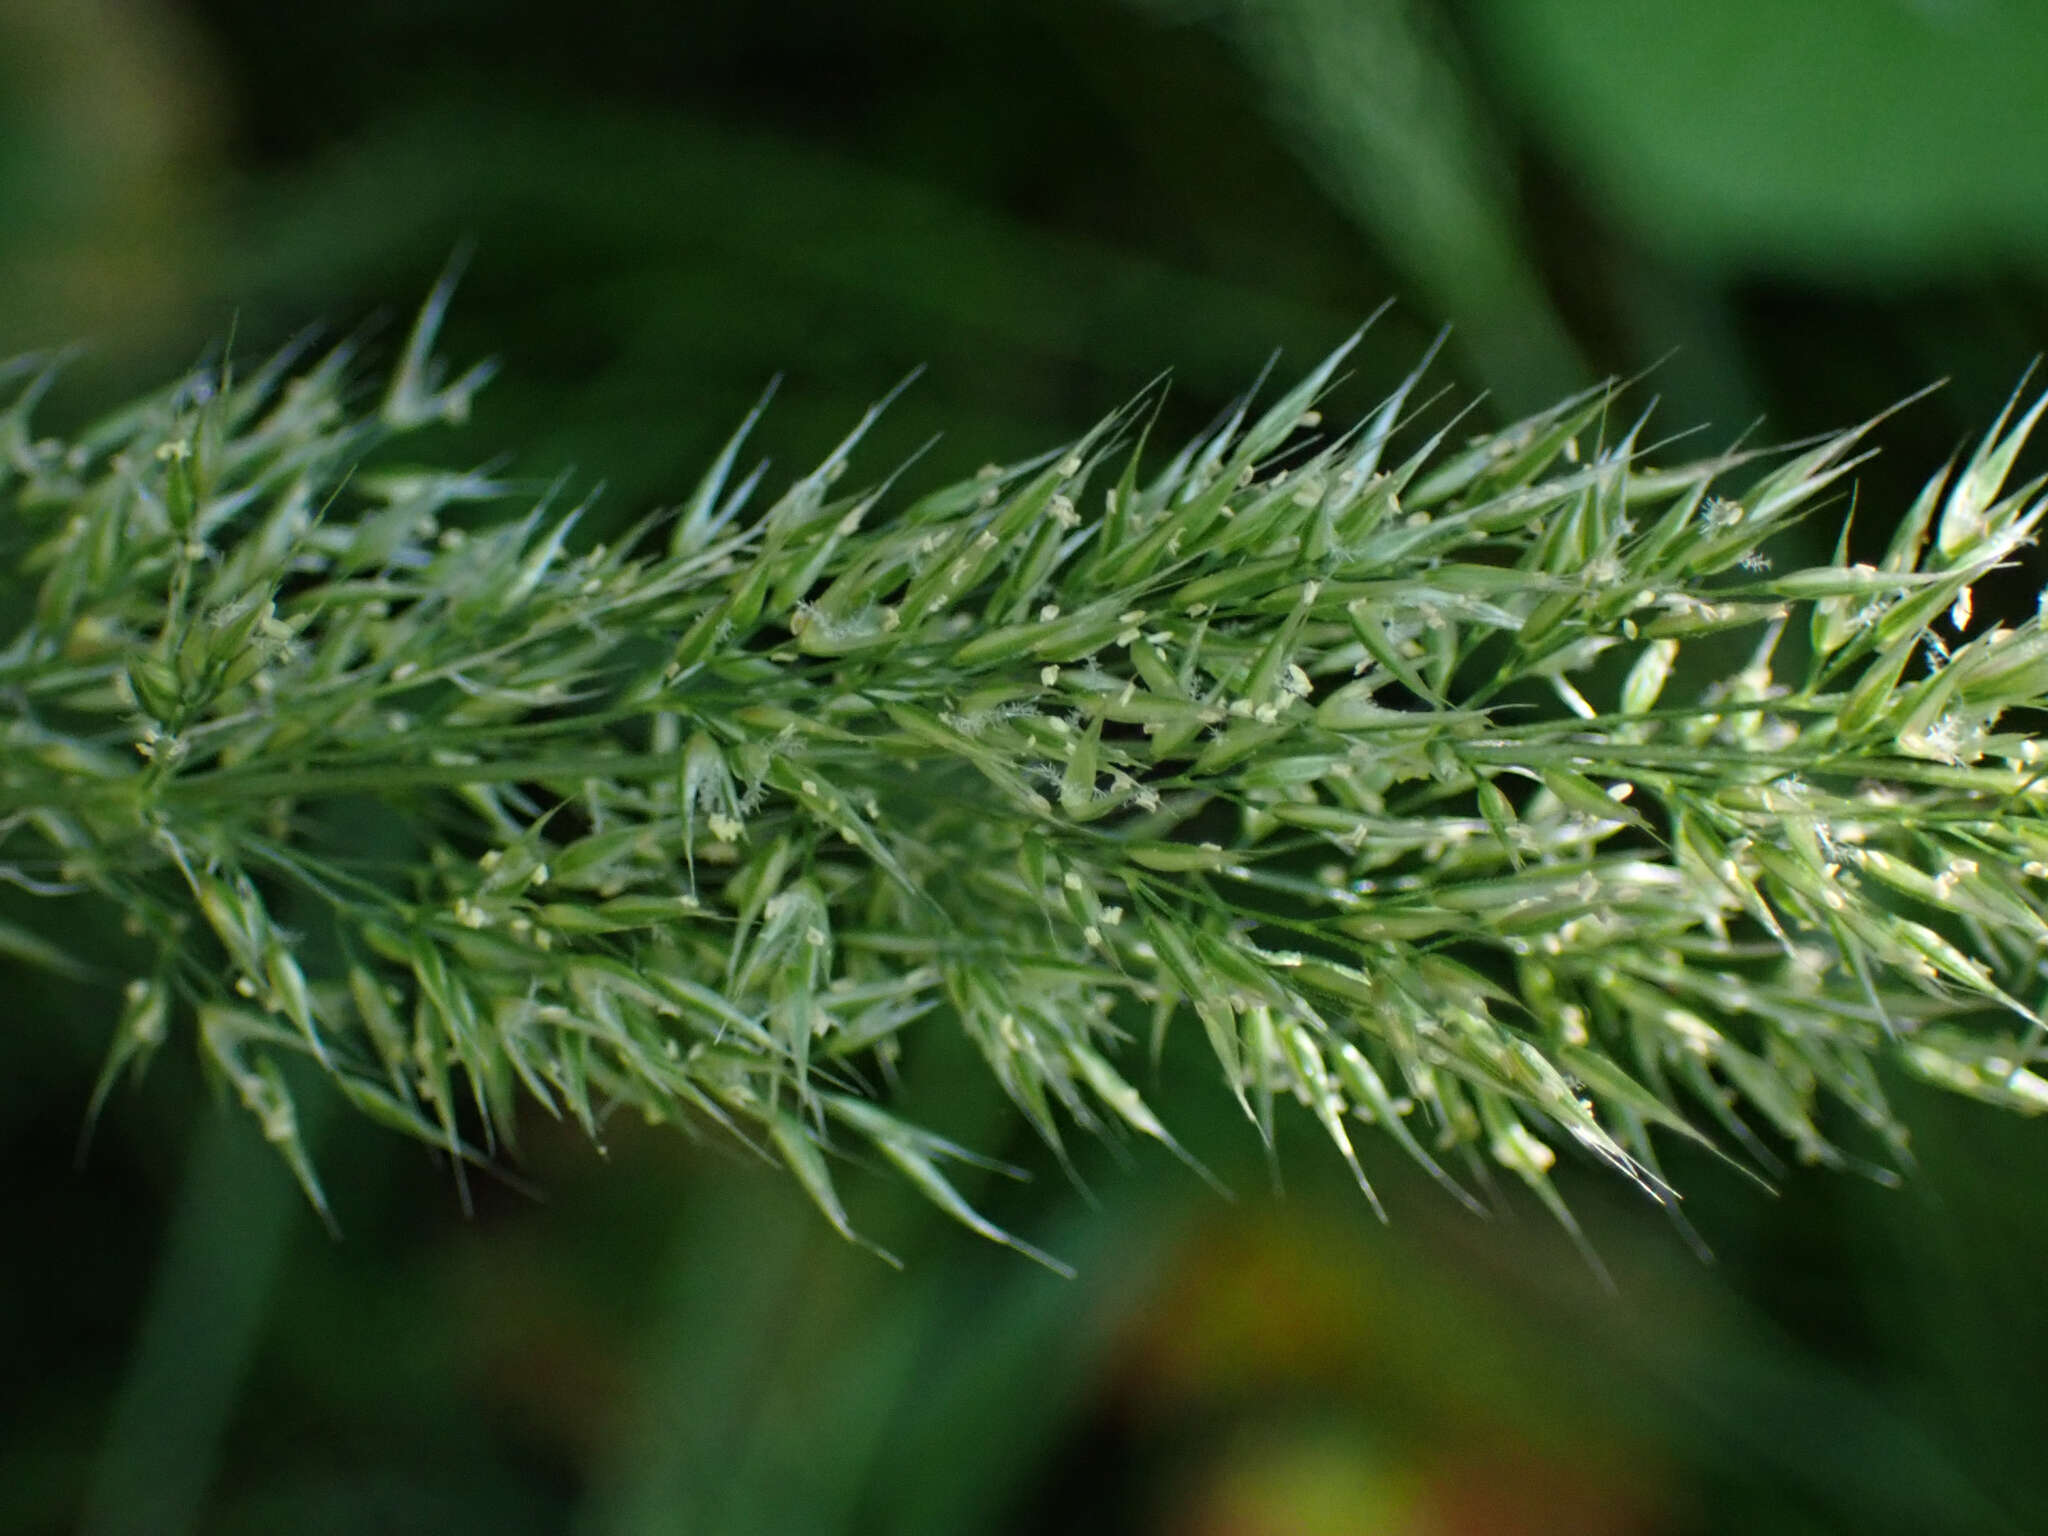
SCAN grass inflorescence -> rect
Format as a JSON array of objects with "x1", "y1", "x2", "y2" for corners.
[{"x1": 7, "y1": 285, "x2": 2048, "y2": 1265}]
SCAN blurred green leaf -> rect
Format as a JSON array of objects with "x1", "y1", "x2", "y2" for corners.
[{"x1": 1480, "y1": 0, "x2": 2048, "y2": 275}]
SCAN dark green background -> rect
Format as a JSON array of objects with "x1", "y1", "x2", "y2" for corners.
[{"x1": 7, "y1": 3, "x2": 2048, "y2": 1532}]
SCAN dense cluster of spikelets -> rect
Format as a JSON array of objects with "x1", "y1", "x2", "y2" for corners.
[{"x1": 7, "y1": 284, "x2": 2048, "y2": 1266}]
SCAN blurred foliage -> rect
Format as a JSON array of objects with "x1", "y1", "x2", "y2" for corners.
[
  {"x1": 7, "y1": 1, "x2": 2048, "y2": 1533},
  {"x1": 1477, "y1": 0, "x2": 2048, "y2": 277},
  {"x1": 1136, "y1": 0, "x2": 1587, "y2": 404},
  {"x1": 0, "y1": 0, "x2": 221, "y2": 357}
]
